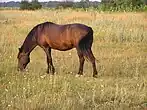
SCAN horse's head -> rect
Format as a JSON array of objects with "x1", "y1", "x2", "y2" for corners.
[{"x1": 17, "y1": 48, "x2": 30, "y2": 71}]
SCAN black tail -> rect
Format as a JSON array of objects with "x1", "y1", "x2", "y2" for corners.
[{"x1": 78, "y1": 27, "x2": 95, "y2": 62}]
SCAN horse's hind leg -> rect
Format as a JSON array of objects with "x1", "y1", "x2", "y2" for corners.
[
  {"x1": 42, "y1": 47, "x2": 55, "y2": 75},
  {"x1": 77, "y1": 50, "x2": 85, "y2": 76},
  {"x1": 88, "y1": 49, "x2": 97, "y2": 77}
]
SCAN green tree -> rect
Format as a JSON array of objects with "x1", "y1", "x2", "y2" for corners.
[
  {"x1": 101, "y1": 0, "x2": 145, "y2": 11},
  {"x1": 102, "y1": 0, "x2": 144, "y2": 6},
  {"x1": 31, "y1": 0, "x2": 42, "y2": 10},
  {"x1": 20, "y1": 0, "x2": 42, "y2": 10},
  {"x1": 20, "y1": 0, "x2": 32, "y2": 10}
]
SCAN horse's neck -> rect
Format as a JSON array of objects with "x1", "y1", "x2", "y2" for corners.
[{"x1": 21, "y1": 36, "x2": 37, "y2": 55}]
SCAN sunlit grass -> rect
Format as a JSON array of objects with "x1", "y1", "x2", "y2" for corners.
[{"x1": 0, "y1": 9, "x2": 147, "y2": 110}]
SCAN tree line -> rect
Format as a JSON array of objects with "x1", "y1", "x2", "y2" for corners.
[
  {"x1": 5, "y1": 0, "x2": 147, "y2": 11},
  {"x1": 20, "y1": 0, "x2": 42, "y2": 10}
]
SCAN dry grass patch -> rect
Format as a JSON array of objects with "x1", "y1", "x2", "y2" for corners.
[{"x1": 0, "y1": 9, "x2": 147, "y2": 110}]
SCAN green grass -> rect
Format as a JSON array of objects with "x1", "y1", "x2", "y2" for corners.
[{"x1": 0, "y1": 9, "x2": 147, "y2": 110}]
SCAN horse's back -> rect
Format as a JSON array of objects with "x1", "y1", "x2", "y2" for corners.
[{"x1": 36, "y1": 22, "x2": 93, "y2": 51}]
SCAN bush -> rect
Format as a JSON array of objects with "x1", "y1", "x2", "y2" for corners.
[
  {"x1": 100, "y1": 0, "x2": 146, "y2": 11},
  {"x1": 20, "y1": 0, "x2": 42, "y2": 10}
]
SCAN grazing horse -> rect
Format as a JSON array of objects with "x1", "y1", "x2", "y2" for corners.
[{"x1": 17, "y1": 22, "x2": 97, "y2": 77}]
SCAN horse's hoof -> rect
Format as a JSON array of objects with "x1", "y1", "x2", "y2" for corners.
[
  {"x1": 46, "y1": 71, "x2": 54, "y2": 75},
  {"x1": 46, "y1": 70, "x2": 49, "y2": 74},
  {"x1": 49, "y1": 74, "x2": 54, "y2": 77},
  {"x1": 75, "y1": 74, "x2": 83, "y2": 77},
  {"x1": 46, "y1": 72, "x2": 54, "y2": 76},
  {"x1": 93, "y1": 75, "x2": 98, "y2": 78}
]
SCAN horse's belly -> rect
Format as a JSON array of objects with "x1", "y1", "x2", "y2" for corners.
[
  {"x1": 45, "y1": 35, "x2": 75, "y2": 51},
  {"x1": 50, "y1": 42, "x2": 74, "y2": 51}
]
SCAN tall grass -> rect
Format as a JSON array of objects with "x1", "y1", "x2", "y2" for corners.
[{"x1": 0, "y1": 9, "x2": 147, "y2": 110}]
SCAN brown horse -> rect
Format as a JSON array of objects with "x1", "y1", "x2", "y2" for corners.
[{"x1": 17, "y1": 22, "x2": 97, "y2": 77}]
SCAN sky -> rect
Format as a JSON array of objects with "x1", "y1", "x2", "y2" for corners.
[{"x1": 0, "y1": 0, "x2": 101, "y2": 2}]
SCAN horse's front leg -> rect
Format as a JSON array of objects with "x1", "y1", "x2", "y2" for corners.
[
  {"x1": 46, "y1": 48, "x2": 55, "y2": 75},
  {"x1": 42, "y1": 47, "x2": 55, "y2": 75}
]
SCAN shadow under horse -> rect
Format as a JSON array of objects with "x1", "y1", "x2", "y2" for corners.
[{"x1": 17, "y1": 22, "x2": 98, "y2": 77}]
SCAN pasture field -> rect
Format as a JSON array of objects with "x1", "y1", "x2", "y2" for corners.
[{"x1": 0, "y1": 9, "x2": 147, "y2": 110}]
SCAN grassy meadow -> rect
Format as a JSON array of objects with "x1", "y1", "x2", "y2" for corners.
[{"x1": 0, "y1": 9, "x2": 147, "y2": 110}]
